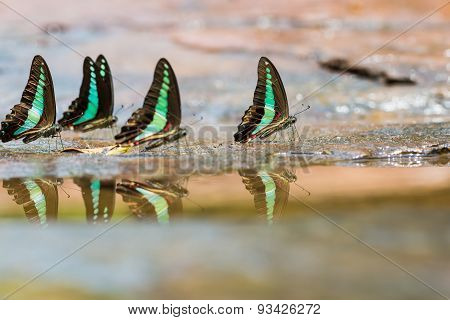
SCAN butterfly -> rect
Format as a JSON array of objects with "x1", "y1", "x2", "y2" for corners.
[
  {"x1": 239, "y1": 169, "x2": 296, "y2": 224},
  {"x1": 115, "y1": 58, "x2": 187, "y2": 151},
  {"x1": 3, "y1": 178, "x2": 59, "y2": 225},
  {"x1": 58, "y1": 55, "x2": 116, "y2": 132},
  {"x1": 0, "y1": 55, "x2": 61, "y2": 144},
  {"x1": 74, "y1": 177, "x2": 116, "y2": 224},
  {"x1": 117, "y1": 178, "x2": 188, "y2": 224},
  {"x1": 234, "y1": 57, "x2": 298, "y2": 143}
]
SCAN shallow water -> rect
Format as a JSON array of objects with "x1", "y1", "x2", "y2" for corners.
[{"x1": 0, "y1": 166, "x2": 449, "y2": 299}]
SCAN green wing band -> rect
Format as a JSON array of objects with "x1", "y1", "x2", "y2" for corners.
[
  {"x1": 73, "y1": 64, "x2": 99, "y2": 125},
  {"x1": 13, "y1": 67, "x2": 46, "y2": 136},
  {"x1": 134, "y1": 64, "x2": 170, "y2": 142},
  {"x1": 259, "y1": 172, "x2": 276, "y2": 225},
  {"x1": 24, "y1": 180, "x2": 47, "y2": 225},
  {"x1": 100, "y1": 58, "x2": 106, "y2": 78},
  {"x1": 252, "y1": 68, "x2": 276, "y2": 135},
  {"x1": 136, "y1": 187, "x2": 169, "y2": 224},
  {"x1": 90, "y1": 180, "x2": 101, "y2": 222}
]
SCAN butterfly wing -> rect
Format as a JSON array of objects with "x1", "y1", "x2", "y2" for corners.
[
  {"x1": 74, "y1": 178, "x2": 116, "y2": 224},
  {"x1": 272, "y1": 173, "x2": 290, "y2": 220},
  {"x1": 234, "y1": 57, "x2": 289, "y2": 143},
  {"x1": 3, "y1": 178, "x2": 58, "y2": 225},
  {"x1": 239, "y1": 169, "x2": 291, "y2": 224},
  {"x1": 58, "y1": 57, "x2": 94, "y2": 127},
  {"x1": 92, "y1": 54, "x2": 114, "y2": 119},
  {"x1": 59, "y1": 55, "x2": 114, "y2": 130},
  {"x1": 117, "y1": 179, "x2": 183, "y2": 224},
  {"x1": 1, "y1": 55, "x2": 56, "y2": 143},
  {"x1": 115, "y1": 58, "x2": 181, "y2": 146}
]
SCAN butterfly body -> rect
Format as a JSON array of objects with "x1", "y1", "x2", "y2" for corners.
[
  {"x1": 73, "y1": 115, "x2": 118, "y2": 133},
  {"x1": 141, "y1": 127, "x2": 187, "y2": 151},
  {"x1": 59, "y1": 55, "x2": 115, "y2": 132},
  {"x1": 0, "y1": 56, "x2": 59, "y2": 144},
  {"x1": 234, "y1": 57, "x2": 298, "y2": 144},
  {"x1": 41, "y1": 123, "x2": 62, "y2": 138}
]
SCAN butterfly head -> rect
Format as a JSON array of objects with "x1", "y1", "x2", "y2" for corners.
[
  {"x1": 111, "y1": 116, "x2": 118, "y2": 124},
  {"x1": 281, "y1": 169, "x2": 297, "y2": 183},
  {"x1": 173, "y1": 184, "x2": 189, "y2": 197},
  {"x1": 52, "y1": 124, "x2": 62, "y2": 135},
  {"x1": 287, "y1": 116, "x2": 297, "y2": 125},
  {"x1": 178, "y1": 127, "x2": 187, "y2": 138}
]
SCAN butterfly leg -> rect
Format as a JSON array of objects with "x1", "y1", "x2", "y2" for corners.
[
  {"x1": 109, "y1": 126, "x2": 115, "y2": 141},
  {"x1": 58, "y1": 132, "x2": 65, "y2": 150},
  {"x1": 288, "y1": 125, "x2": 296, "y2": 143},
  {"x1": 271, "y1": 131, "x2": 280, "y2": 143},
  {"x1": 183, "y1": 135, "x2": 189, "y2": 151},
  {"x1": 292, "y1": 123, "x2": 301, "y2": 142}
]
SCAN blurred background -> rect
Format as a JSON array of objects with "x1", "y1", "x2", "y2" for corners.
[{"x1": 0, "y1": 0, "x2": 448, "y2": 299}]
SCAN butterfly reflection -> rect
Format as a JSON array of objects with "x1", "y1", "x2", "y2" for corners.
[
  {"x1": 117, "y1": 178, "x2": 188, "y2": 224},
  {"x1": 239, "y1": 169, "x2": 296, "y2": 224},
  {"x1": 3, "y1": 178, "x2": 60, "y2": 226},
  {"x1": 73, "y1": 178, "x2": 116, "y2": 224}
]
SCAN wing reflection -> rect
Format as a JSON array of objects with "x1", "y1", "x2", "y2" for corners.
[
  {"x1": 3, "y1": 178, "x2": 59, "y2": 225},
  {"x1": 74, "y1": 178, "x2": 116, "y2": 224},
  {"x1": 117, "y1": 178, "x2": 188, "y2": 223},
  {"x1": 239, "y1": 169, "x2": 296, "y2": 224}
]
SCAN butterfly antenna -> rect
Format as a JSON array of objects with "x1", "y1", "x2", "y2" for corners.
[
  {"x1": 186, "y1": 196, "x2": 205, "y2": 212},
  {"x1": 61, "y1": 186, "x2": 82, "y2": 192},
  {"x1": 293, "y1": 104, "x2": 311, "y2": 117},
  {"x1": 58, "y1": 185, "x2": 71, "y2": 198},
  {"x1": 294, "y1": 181, "x2": 311, "y2": 196},
  {"x1": 114, "y1": 103, "x2": 134, "y2": 117},
  {"x1": 188, "y1": 115, "x2": 203, "y2": 126}
]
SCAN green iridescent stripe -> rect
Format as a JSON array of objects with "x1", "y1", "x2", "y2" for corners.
[
  {"x1": 136, "y1": 187, "x2": 169, "y2": 224},
  {"x1": 259, "y1": 171, "x2": 276, "y2": 225},
  {"x1": 73, "y1": 62, "x2": 99, "y2": 125},
  {"x1": 90, "y1": 180, "x2": 101, "y2": 222},
  {"x1": 23, "y1": 180, "x2": 47, "y2": 225},
  {"x1": 252, "y1": 67, "x2": 276, "y2": 135},
  {"x1": 134, "y1": 64, "x2": 170, "y2": 142},
  {"x1": 14, "y1": 67, "x2": 46, "y2": 136},
  {"x1": 100, "y1": 58, "x2": 106, "y2": 78}
]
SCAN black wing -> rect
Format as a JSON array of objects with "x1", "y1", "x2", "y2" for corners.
[
  {"x1": 116, "y1": 179, "x2": 184, "y2": 223},
  {"x1": 234, "y1": 57, "x2": 289, "y2": 143},
  {"x1": 93, "y1": 54, "x2": 114, "y2": 119},
  {"x1": 3, "y1": 178, "x2": 58, "y2": 225},
  {"x1": 239, "y1": 169, "x2": 292, "y2": 224},
  {"x1": 1, "y1": 55, "x2": 56, "y2": 143},
  {"x1": 115, "y1": 58, "x2": 181, "y2": 146},
  {"x1": 59, "y1": 55, "x2": 114, "y2": 129},
  {"x1": 58, "y1": 57, "x2": 94, "y2": 127},
  {"x1": 74, "y1": 178, "x2": 116, "y2": 224}
]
